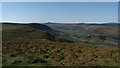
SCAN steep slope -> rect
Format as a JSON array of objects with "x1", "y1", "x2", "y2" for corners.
[{"x1": 28, "y1": 23, "x2": 52, "y2": 31}]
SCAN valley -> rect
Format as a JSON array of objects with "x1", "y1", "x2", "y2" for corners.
[{"x1": 45, "y1": 23, "x2": 119, "y2": 47}]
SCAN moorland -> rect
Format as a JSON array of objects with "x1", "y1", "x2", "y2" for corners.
[{"x1": 2, "y1": 22, "x2": 119, "y2": 66}]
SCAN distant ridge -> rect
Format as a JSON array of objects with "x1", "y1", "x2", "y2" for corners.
[{"x1": 44, "y1": 22, "x2": 119, "y2": 25}]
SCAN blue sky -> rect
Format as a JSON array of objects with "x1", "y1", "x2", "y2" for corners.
[{"x1": 1, "y1": 2, "x2": 118, "y2": 23}]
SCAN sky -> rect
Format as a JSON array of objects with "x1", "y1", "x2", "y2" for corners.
[
  {"x1": 1, "y1": 0, "x2": 120, "y2": 2},
  {"x1": 1, "y1": 2, "x2": 118, "y2": 23}
]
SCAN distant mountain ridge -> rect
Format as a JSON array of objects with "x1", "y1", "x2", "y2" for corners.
[{"x1": 43, "y1": 22, "x2": 119, "y2": 26}]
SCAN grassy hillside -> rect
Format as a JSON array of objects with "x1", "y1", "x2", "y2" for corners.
[
  {"x1": 2, "y1": 23, "x2": 119, "y2": 66},
  {"x1": 2, "y1": 23, "x2": 55, "y2": 41},
  {"x1": 2, "y1": 38, "x2": 119, "y2": 66}
]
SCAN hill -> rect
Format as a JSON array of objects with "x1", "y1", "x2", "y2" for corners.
[
  {"x1": 2, "y1": 23, "x2": 55, "y2": 41},
  {"x1": 2, "y1": 23, "x2": 119, "y2": 66}
]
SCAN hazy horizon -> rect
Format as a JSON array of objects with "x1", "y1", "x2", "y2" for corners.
[{"x1": 1, "y1": 2, "x2": 118, "y2": 23}]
